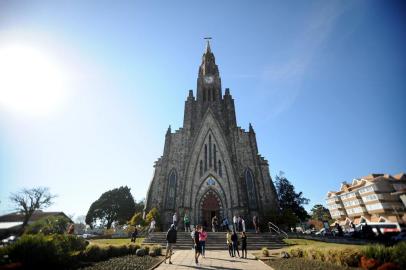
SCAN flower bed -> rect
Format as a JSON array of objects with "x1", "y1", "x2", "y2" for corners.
[{"x1": 80, "y1": 255, "x2": 161, "y2": 270}]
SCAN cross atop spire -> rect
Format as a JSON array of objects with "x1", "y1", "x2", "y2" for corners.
[{"x1": 204, "y1": 37, "x2": 212, "y2": 53}]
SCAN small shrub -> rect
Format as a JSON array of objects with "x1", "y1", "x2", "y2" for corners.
[
  {"x1": 128, "y1": 244, "x2": 137, "y2": 254},
  {"x1": 261, "y1": 247, "x2": 269, "y2": 257},
  {"x1": 377, "y1": 262, "x2": 401, "y2": 270},
  {"x1": 151, "y1": 245, "x2": 162, "y2": 256},
  {"x1": 136, "y1": 248, "x2": 145, "y2": 257},
  {"x1": 83, "y1": 245, "x2": 107, "y2": 262},
  {"x1": 143, "y1": 245, "x2": 150, "y2": 254},
  {"x1": 363, "y1": 244, "x2": 393, "y2": 265},
  {"x1": 289, "y1": 247, "x2": 304, "y2": 258},
  {"x1": 149, "y1": 250, "x2": 156, "y2": 257},
  {"x1": 361, "y1": 256, "x2": 380, "y2": 270},
  {"x1": 391, "y1": 242, "x2": 406, "y2": 269},
  {"x1": 336, "y1": 248, "x2": 361, "y2": 267}
]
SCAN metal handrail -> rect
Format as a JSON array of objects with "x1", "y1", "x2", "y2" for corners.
[{"x1": 268, "y1": 221, "x2": 288, "y2": 239}]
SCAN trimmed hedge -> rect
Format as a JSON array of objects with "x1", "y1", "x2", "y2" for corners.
[
  {"x1": 1, "y1": 234, "x2": 161, "y2": 269},
  {"x1": 5, "y1": 234, "x2": 88, "y2": 268}
]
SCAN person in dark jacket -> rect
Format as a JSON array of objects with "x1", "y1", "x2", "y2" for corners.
[
  {"x1": 131, "y1": 228, "x2": 138, "y2": 242},
  {"x1": 231, "y1": 230, "x2": 240, "y2": 257},
  {"x1": 165, "y1": 224, "x2": 177, "y2": 264},
  {"x1": 241, "y1": 231, "x2": 247, "y2": 258}
]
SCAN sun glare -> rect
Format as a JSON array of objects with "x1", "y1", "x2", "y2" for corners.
[{"x1": 0, "y1": 45, "x2": 69, "y2": 116}]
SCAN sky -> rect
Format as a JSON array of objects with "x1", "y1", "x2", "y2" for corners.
[{"x1": 0, "y1": 0, "x2": 405, "y2": 220}]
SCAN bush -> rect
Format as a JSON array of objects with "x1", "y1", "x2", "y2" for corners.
[
  {"x1": 24, "y1": 215, "x2": 71, "y2": 235},
  {"x1": 136, "y1": 248, "x2": 146, "y2": 256},
  {"x1": 377, "y1": 262, "x2": 401, "y2": 270},
  {"x1": 361, "y1": 242, "x2": 406, "y2": 269},
  {"x1": 261, "y1": 247, "x2": 269, "y2": 257},
  {"x1": 82, "y1": 245, "x2": 107, "y2": 262},
  {"x1": 7, "y1": 234, "x2": 85, "y2": 268},
  {"x1": 361, "y1": 256, "x2": 380, "y2": 270},
  {"x1": 288, "y1": 247, "x2": 361, "y2": 267},
  {"x1": 143, "y1": 245, "x2": 150, "y2": 254},
  {"x1": 391, "y1": 242, "x2": 406, "y2": 269},
  {"x1": 151, "y1": 245, "x2": 162, "y2": 256}
]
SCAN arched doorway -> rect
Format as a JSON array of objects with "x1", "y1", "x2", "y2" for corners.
[{"x1": 200, "y1": 190, "x2": 222, "y2": 229}]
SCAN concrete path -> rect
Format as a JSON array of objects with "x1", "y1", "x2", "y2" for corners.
[{"x1": 156, "y1": 250, "x2": 272, "y2": 270}]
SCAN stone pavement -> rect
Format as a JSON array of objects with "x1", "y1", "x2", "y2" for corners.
[{"x1": 156, "y1": 249, "x2": 272, "y2": 270}]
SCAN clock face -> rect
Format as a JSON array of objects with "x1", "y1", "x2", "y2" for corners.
[{"x1": 204, "y1": 76, "x2": 214, "y2": 84}]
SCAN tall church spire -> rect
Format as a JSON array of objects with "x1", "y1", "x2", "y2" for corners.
[
  {"x1": 205, "y1": 38, "x2": 212, "y2": 53},
  {"x1": 197, "y1": 39, "x2": 222, "y2": 103}
]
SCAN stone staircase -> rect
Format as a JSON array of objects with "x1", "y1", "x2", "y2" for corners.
[{"x1": 143, "y1": 231, "x2": 287, "y2": 250}]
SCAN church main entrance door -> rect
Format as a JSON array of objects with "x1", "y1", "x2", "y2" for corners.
[{"x1": 200, "y1": 190, "x2": 221, "y2": 230}]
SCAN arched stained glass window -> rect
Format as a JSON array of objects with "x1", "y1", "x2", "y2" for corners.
[
  {"x1": 218, "y1": 160, "x2": 222, "y2": 177},
  {"x1": 199, "y1": 160, "x2": 203, "y2": 177},
  {"x1": 245, "y1": 169, "x2": 258, "y2": 209},
  {"x1": 213, "y1": 144, "x2": 217, "y2": 171},
  {"x1": 204, "y1": 144, "x2": 207, "y2": 171},
  {"x1": 166, "y1": 170, "x2": 177, "y2": 209},
  {"x1": 209, "y1": 135, "x2": 212, "y2": 168}
]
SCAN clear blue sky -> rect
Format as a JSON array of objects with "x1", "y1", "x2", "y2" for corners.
[{"x1": 0, "y1": 0, "x2": 405, "y2": 219}]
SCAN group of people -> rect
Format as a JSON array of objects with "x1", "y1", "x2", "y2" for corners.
[
  {"x1": 226, "y1": 230, "x2": 248, "y2": 258},
  {"x1": 170, "y1": 212, "x2": 260, "y2": 233},
  {"x1": 164, "y1": 222, "x2": 249, "y2": 265}
]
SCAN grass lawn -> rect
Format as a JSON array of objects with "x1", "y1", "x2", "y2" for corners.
[{"x1": 89, "y1": 238, "x2": 145, "y2": 246}]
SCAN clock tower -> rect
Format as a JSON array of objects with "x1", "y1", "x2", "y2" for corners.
[{"x1": 197, "y1": 40, "x2": 222, "y2": 103}]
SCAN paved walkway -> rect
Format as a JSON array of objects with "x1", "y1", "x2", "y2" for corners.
[{"x1": 156, "y1": 250, "x2": 272, "y2": 270}]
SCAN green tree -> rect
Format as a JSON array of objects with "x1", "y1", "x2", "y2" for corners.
[
  {"x1": 145, "y1": 207, "x2": 160, "y2": 229},
  {"x1": 134, "y1": 199, "x2": 145, "y2": 214},
  {"x1": 24, "y1": 215, "x2": 71, "y2": 235},
  {"x1": 310, "y1": 204, "x2": 332, "y2": 222},
  {"x1": 128, "y1": 212, "x2": 143, "y2": 226},
  {"x1": 85, "y1": 186, "x2": 135, "y2": 229},
  {"x1": 9, "y1": 187, "x2": 56, "y2": 230},
  {"x1": 274, "y1": 172, "x2": 309, "y2": 228}
]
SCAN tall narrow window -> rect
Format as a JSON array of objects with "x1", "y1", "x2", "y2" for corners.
[
  {"x1": 212, "y1": 89, "x2": 215, "y2": 101},
  {"x1": 214, "y1": 144, "x2": 217, "y2": 171},
  {"x1": 199, "y1": 160, "x2": 203, "y2": 177},
  {"x1": 209, "y1": 135, "x2": 212, "y2": 168},
  {"x1": 218, "y1": 160, "x2": 222, "y2": 177},
  {"x1": 204, "y1": 144, "x2": 207, "y2": 171},
  {"x1": 203, "y1": 90, "x2": 206, "y2": 102},
  {"x1": 166, "y1": 170, "x2": 177, "y2": 209},
  {"x1": 245, "y1": 169, "x2": 258, "y2": 209}
]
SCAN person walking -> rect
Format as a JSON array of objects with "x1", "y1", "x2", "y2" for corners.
[
  {"x1": 224, "y1": 217, "x2": 229, "y2": 232},
  {"x1": 164, "y1": 224, "x2": 177, "y2": 264},
  {"x1": 241, "y1": 231, "x2": 247, "y2": 258},
  {"x1": 149, "y1": 218, "x2": 156, "y2": 234},
  {"x1": 131, "y1": 227, "x2": 138, "y2": 243},
  {"x1": 241, "y1": 217, "x2": 246, "y2": 232},
  {"x1": 190, "y1": 227, "x2": 196, "y2": 250},
  {"x1": 194, "y1": 225, "x2": 202, "y2": 265},
  {"x1": 212, "y1": 215, "x2": 218, "y2": 232},
  {"x1": 233, "y1": 215, "x2": 238, "y2": 232},
  {"x1": 184, "y1": 214, "x2": 190, "y2": 232},
  {"x1": 231, "y1": 230, "x2": 240, "y2": 257},
  {"x1": 253, "y1": 215, "x2": 259, "y2": 233},
  {"x1": 238, "y1": 216, "x2": 242, "y2": 232},
  {"x1": 173, "y1": 212, "x2": 178, "y2": 228},
  {"x1": 199, "y1": 226, "x2": 208, "y2": 258},
  {"x1": 226, "y1": 230, "x2": 233, "y2": 257}
]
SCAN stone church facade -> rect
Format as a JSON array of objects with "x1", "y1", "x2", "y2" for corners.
[{"x1": 145, "y1": 42, "x2": 278, "y2": 229}]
